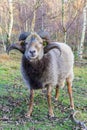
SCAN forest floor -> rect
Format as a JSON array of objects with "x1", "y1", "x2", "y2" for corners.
[{"x1": 0, "y1": 52, "x2": 87, "y2": 130}]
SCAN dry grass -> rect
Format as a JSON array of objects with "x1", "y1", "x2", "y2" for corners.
[{"x1": 0, "y1": 53, "x2": 10, "y2": 63}]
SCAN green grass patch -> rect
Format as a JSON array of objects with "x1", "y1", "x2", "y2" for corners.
[{"x1": 0, "y1": 53, "x2": 87, "y2": 130}]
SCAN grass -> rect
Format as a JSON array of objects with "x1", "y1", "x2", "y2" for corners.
[{"x1": 0, "y1": 52, "x2": 87, "y2": 130}]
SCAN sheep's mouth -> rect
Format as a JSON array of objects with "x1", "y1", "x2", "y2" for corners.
[{"x1": 26, "y1": 55, "x2": 38, "y2": 62}]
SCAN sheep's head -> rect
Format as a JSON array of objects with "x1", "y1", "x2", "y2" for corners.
[
  {"x1": 7, "y1": 31, "x2": 49, "y2": 54},
  {"x1": 24, "y1": 32, "x2": 44, "y2": 61},
  {"x1": 7, "y1": 31, "x2": 61, "y2": 61}
]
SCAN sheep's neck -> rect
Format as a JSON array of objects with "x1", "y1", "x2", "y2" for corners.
[{"x1": 22, "y1": 54, "x2": 50, "y2": 89}]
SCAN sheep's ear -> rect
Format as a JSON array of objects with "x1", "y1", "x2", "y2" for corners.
[{"x1": 38, "y1": 30, "x2": 51, "y2": 44}]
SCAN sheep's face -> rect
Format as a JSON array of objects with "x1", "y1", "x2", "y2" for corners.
[{"x1": 25, "y1": 38, "x2": 44, "y2": 62}]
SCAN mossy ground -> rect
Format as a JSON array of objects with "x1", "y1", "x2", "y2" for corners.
[{"x1": 0, "y1": 52, "x2": 87, "y2": 130}]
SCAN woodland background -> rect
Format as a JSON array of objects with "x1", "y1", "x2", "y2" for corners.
[
  {"x1": 0, "y1": 0, "x2": 87, "y2": 58},
  {"x1": 0, "y1": 0, "x2": 87, "y2": 130}
]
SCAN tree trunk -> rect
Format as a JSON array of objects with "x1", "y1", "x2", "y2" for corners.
[
  {"x1": 7, "y1": 0, "x2": 13, "y2": 44},
  {"x1": 79, "y1": 5, "x2": 87, "y2": 59},
  {"x1": 64, "y1": 31, "x2": 67, "y2": 44},
  {"x1": 62, "y1": 0, "x2": 67, "y2": 43},
  {"x1": 31, "y1": 10, "x2": 36, "y2": 32},
  {"x1": 41, "y1": 2, "x2": 44, "y2": 30},
  {"x1": 31, "y1": 0, "x2": 36, "y2": 32},
  {"x1": 24, "y1": 6, "x2": 29, "y2": 32},
  {"x1": 31, "y1": 0, "x2": 42, "y2": 32}
]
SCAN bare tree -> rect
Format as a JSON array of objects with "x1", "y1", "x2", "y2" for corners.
[
  {"x1": 0, "y1": 0, "x2": 86, "y2": 55},
  {"x1": 61, "y1": 0, "x2": 82, "y2": 44},
  {"x1": 7, "y1": 0, "x2": 13, "y2": 44},
  {"x1": 79, "y1": 4, "x2": 87, "y2": 59},
  {"x1": 31, "y1": 0, "x2": 42, "y2": 31},
  {"x1": 0, "y1": 0, "x2": 13, "y2": 51},
  {"x1": 62, "y1": 0, "x2": 67, "y2": 43}
]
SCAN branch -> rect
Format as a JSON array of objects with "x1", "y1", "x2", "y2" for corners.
[
  {"x1": 62, "y1": 0, "x2": 85, "y2": 32},
  {"x1": 66, "y1": 6, "x2": 82, "y2": 32},
  {"x1": 34, "y1": 0, "x2": 42, "y2": 10},
  {"x1": 23, "y1": 0, "x2": 42, "y2": 23}
]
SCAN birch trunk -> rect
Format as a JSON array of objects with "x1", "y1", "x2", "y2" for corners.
[
  {"x1": 24, "y1": 7, "x2": 28, "y2": 32},
  {"x1": 31, "y1": 0, "x2": 36, "y2": 32},
  {"x1": 31, "y1": 10, "x2": 36, "y2": 32},
  {"x1": 41, "y1": 2, "x2": 44, "y2": 30},
  {"x1": 7, "y1": 0, "x2": 13, "y2": 44},
  {"x1": 79, "y1": 5, "x2": 87, "y2": 59},
  {"x1": 62, "y1": 0, "x2": 67, "y2": 43},
  {"x1": 0, "y1": 10, "x2": 6, "y2": 51},
  {"x1": 31, "y1": 0, "x2": 41, "y2": 32}
]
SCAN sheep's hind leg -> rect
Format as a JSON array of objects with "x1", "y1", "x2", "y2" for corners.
[
  {"x1": 47, "y1": 85, "x2": 54, "y2": 117},
  {"x1": 55, "y1": 85, "x2": 60, "y2": 101},
  {"x1": 26, "y1": 89, "x2": 34, "y2": 117},
  {"x1": 66, "y1": 77, "x2": 74, "y2": 110}
]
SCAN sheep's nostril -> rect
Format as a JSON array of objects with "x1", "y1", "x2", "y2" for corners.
[
  {"x1": 30, "y1": 50, "x2": 35, "y2": 54},
  {"x1": 30, "y1": 50, "x2": 36, "y2": 56},
  {"x1": 33, "y1": 50, "x2": 36, "y2": 53}
]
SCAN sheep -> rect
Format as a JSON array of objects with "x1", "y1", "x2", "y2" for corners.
[{"x1": 7, "y1": 31, "x2": 74, "y2": 118}]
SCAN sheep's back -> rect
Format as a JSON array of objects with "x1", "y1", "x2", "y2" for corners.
[{"x1": 45, "y1": 42, "x2": 74, "y2": 87}]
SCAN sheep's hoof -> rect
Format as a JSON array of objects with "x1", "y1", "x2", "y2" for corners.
[
  {"x1": 48, "y1": 113, "x2": 54, "y2": 119},
  {"x1": 70, "y1": 105, "x2": 74, "y2": 110},
  {"x1": 25, "y1": 113, "x2": 31, "y2": 118},
  {"x1": 55, "y1": 98, "x2": 58, "y2": 101}
]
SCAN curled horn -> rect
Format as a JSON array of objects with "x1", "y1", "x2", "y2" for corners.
[
  {"x1": 44, "y1": 43, "x2": 61, "y2": 55},
  {"x1": 7, "y1": 32, "x2": 30, "y2": 54},
  {"x1": 7, "y1": 41, "x2": 25, "y2": 54},
  {"x1": 38, "y1": 30, "x2": 51, "y2": 44}
]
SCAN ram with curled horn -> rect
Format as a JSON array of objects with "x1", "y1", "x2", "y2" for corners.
[
  {"x1": 7, "y1": 31, "x2": 74, "y2": 118},
  {"x1": 7, "y1": 31, "x2": 61, "y2": 54}
]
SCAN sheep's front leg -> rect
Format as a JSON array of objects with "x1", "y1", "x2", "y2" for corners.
[
  {"x1": 66, "y1": 77, "x2": 74, "y2": 109},
  {"x1": 27, "y1": 89, "x2": 34, "y2": 117},
  {"x1": 47, "y1": 85, "x2": 54, "y2": 117}
]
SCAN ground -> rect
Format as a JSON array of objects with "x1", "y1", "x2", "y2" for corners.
[{"x1": 0, "y1": 52, "x2": 87, "y2": 130}]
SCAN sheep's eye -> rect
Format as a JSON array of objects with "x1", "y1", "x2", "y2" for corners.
[
  {"x1": 20, "y1": 41, "x2": 25, "y2": 45},
  {"x1": 21, "y1": 41, "x2": 28, "y2": 48},
  {"x1": 43, "y1": 41, "x2": 47, "y2": 47}
]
